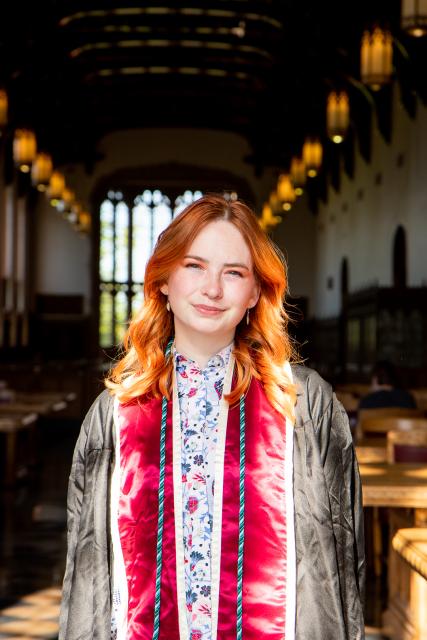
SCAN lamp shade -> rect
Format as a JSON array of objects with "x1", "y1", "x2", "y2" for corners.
[
  {"x1": 48, "y1": 171, "x2": 66, "y2": 204},
  {"x1": 0, "y1": 90, "x2": 8, "y2": 128},
  {"x1": 59, "y1": 187, "x2": 75, "y2": 213},
  {"x1": 269, "y1": 190, "x2": 280, "y2": 212},
  {"x1": 261, "y1": 203, "x2": 281, "y2": 228},
  {"x1": 302, "y1": 138, "x2": 323, "y2": 177},
  {"x1": 78, "y1": 211, "x2": 91, "y2": 233},
  {"x1": 290, "y1": 157, "x2": 306, "y2": 195},
  {"x1": 327, "y1": 91, "x2": 350, "y2": 143},
  {"x1": 360, "y1": 28, "x2": 393, "y2": 90},
  {"x1": 277, "y1": 174, "x2": 296, "y2": 210},
  {"x1": 31, "y1": 152, "x2": 53, "y2": 191},
  {"x1": 401, "y1": 0, "x2": 427, "y2": 36},
  {"x1": 13, "y1": 129, "x2": 37, "y2": 173}
]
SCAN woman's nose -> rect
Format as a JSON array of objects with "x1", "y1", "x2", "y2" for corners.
[{"x1": 201, "y1": 271, "x2": 223, "y2": 298}]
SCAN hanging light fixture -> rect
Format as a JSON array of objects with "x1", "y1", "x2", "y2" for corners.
[
  {"x1": 260, "y1": 203, "x2": 281, "y2": 230},
  {"x1": 277, "y1": 174, "x2": 296, "y2": 211},
  {"x1": 302, "y1": 138, "x2": 323, "y2": 177},
  {"x1": 360, "y1": 27, "x2": 393, "y2": 90},
  {"x1": 47, "y1": 171, "x2": 65, "y2": 206},
  {"x1": 0, "y1": 89, "x2": 8, "y2": 129},
  {"x1": 269, "y1": 190, "x2": 280, "y2": 213},
  {"x1": 13, "y1": 129, "x2": 37, "y2": 173},
  {"x1": 401, "y1": 0, "x2": 427, "y2": 36},
  {"x1": 78, "y1": 211, "x2": 91, "y2": 234},
  {"x1": 58, "y1": 187, "x2": 75, "y2": 213},
  {"x1": 31, "y1": 152, "x2": 53, "y2": 191},
  {"x1": 327, "y1": 91, "x2": 350, "y2": 144},
  {"x1": 290, "y1": 157, "x2": 306, "y2": 195}
]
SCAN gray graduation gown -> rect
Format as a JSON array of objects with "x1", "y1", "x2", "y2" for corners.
[{"x1": 59, "y1": 364, "x2": 366, "y2": 640}]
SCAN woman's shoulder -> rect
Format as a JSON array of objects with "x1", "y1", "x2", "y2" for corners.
[
  {"x1": 290, "y1": 363, "x2": 335, "y2": 425},
  {"x1": 79, "y1": 389, "x2": 115, "y2": 448},
  {"x1": 87, "y1": 388, "x2": 114, "y2": 417},
  {"x1": 290, "y1": 364, "x2": 353, "y2": 446},
  {"x1": 290, "y1": 363, "x2": 333, "y2": 399}
]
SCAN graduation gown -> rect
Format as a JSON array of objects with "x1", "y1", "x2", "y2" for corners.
[{"x1": 59, "y1": 364, "x2": 365, "y2": 640}]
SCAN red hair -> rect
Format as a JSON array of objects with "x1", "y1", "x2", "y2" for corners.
[{"x1": 106, "y1": 194, "x2": 299, "y2": 421}]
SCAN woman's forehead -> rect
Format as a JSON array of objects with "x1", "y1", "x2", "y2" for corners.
[{"x1": 187, "y1": 220, "x2": 252, "y2": 258}]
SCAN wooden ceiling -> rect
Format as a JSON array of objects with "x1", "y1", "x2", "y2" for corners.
[{"x1": 1, "y1": 0, "x2": 426, "y2": 180}]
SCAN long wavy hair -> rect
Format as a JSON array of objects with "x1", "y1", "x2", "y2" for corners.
[{"x1": 106, "y1": 194, "x2": 299, "y2": 422}]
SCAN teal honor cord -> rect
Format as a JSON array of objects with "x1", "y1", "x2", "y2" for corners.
[{"x1": 153, "y1": 340, "x2": 246, "y2": 639}]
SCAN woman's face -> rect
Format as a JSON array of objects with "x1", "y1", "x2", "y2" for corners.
[{"x1": 160, "y1": 220, "x2": 260, "y2": 344}]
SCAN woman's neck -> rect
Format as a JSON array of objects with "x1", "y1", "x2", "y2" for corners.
[{"x1": 174, "y1": 331, "x2": 234, "y2": 369}]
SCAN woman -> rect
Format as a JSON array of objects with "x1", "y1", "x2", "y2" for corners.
[{"x1": 59, "y1": 194, "x2": 365, "y2": 640}]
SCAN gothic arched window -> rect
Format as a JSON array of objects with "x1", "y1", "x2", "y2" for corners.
[{"x1": 99, "y1": 189, "x2": 203, "y2": 347}]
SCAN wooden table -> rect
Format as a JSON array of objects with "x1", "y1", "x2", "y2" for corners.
[
  {"x1": 0, "y1": 390, "x2": 76, "y2": 416},
  {"x1": 360, "y1": 463, "x2": 427, "y2": 639},
  {"x1": 360, "y1": 463, "x2": 427, "y2": 510},
  {"x1": 0, "y1": 411, "x2": 38, "y2": 485},
  {"x1": 356, "y1": 440, "x2": 387, "y2": 464},
  {"x1": 387, "y1": 528, "x2": 427, "y2": 639},
  {"x1": 14, "y1": 390, "x2": 76, "y2": 404},
  {"x1": 0, "y1": 397, "x2": 66, "y2": 416}
]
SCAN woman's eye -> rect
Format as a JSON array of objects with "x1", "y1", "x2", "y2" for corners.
[
  {"x1": 185, "y1": 263, "x2": 202, "y2": 269},
  {"x1": 227, "y1": 271, "x2": 243, "y2": 277}
]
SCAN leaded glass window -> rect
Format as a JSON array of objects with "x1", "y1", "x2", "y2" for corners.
[{"x1": 99, "y1": 189, "x2": 203, "y2": 347}]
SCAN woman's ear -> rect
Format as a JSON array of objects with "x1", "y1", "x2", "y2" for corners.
[
  {"x1": 249, "y1": 282, "x2": 261, "y2": 309},
  {"x1": 160, "y1": 283, "x2": 168, "y2": 295}
]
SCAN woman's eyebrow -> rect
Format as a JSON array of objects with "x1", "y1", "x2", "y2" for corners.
[{"x1": 183, "y1": 255, "x2": 249, "y2": 270}]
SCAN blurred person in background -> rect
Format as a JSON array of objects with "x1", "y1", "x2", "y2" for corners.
[{"x1": 359, "y1": 360, "x2": 416, "y2": 410}]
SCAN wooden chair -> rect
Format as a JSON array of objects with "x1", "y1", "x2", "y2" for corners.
[
  {"x1": 360, "y1": 413, "x2": 426, "y2": 579},
  {"x1": 387, "y1": 429, "x2": 427, "y2": 464},
  {"x1": 361, "y1": 416, "x2": 427, "y2": 440},
  {"x1": 357, "y1": 407, "x2": 424, "y2": 441},
  {"x1": 335, "y1": 390, "x2": 359, "y2": 412},
  {"x1": 335, "y1": 383, "x2": 371, "y2": 398}
]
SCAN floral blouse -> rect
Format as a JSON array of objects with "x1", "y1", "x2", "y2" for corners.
[{"x1": 174, "y1": 342, "x2": 232, "y2": 640}]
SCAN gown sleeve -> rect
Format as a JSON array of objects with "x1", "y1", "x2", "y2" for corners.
[
  {"x1": 331, "y1": 391, "x2": 366, "y2": 607},
  {"x1": 58, "y1": 390, "x2": 113, "y2": 640}
]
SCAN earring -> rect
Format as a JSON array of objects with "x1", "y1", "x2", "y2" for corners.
[
  {"x1": 246, "y1": 308, "x2": 250, "y2": 325},
  {"x1": 166, "y1": 300, "x2": 171, "y2": 312}
]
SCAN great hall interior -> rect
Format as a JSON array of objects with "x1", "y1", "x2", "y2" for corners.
[{"x1": 1, "y1": 1, "x2": 427, "y2": 639}]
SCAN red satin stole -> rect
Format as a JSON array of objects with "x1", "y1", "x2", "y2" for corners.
[{"x1": 117, "y1": 376, "x2": 288, "y2": 639}]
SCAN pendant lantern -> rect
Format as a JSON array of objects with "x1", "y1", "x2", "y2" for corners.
[
  {"x1": 59, "y1": 187, "x2": 75, "y2": 213},
  {"x1": 48, "y1": 171, "x2": 66, "y2": 205},
  {"x1": 260, "y1": 203, "x2": 281, "y2": 230},
  {"x1": 31, "y1": 152, "x2": 53, "y2": 191},
  {"x1": 327, "y1": 91, "x2": 350, "y2": 144},
  {"x1": 269, "y1": 190, "x2": 280, "y2": 213},
  {"x1": 290, "y1": 157, "x2": 306, "y2": 195},
  {"x1": 78, "y1": 211, "x2": 91, "y2": 233},
  {"x1": 277, "y1": 174, "x2": 296, "y2": 211},
  {"x1": 0, "y1": 90, "x2": 8, "y2": 129},
  {"x1": 401, "y1": 0, "x2": 427, "y2": 36},
  {"x1": 302, "y1": 138, "x2": 323, "y2": 177},
  {"x1": 13, "y1": 129, "x2": 37, "y2": 173},
  {"x1": 360, "y1": 28, "x2": 393, "y2": 90}
]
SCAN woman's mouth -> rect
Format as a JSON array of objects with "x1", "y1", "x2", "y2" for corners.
[{"x1": 193, "y1": 304, "x2": 225, "y2": 316}]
